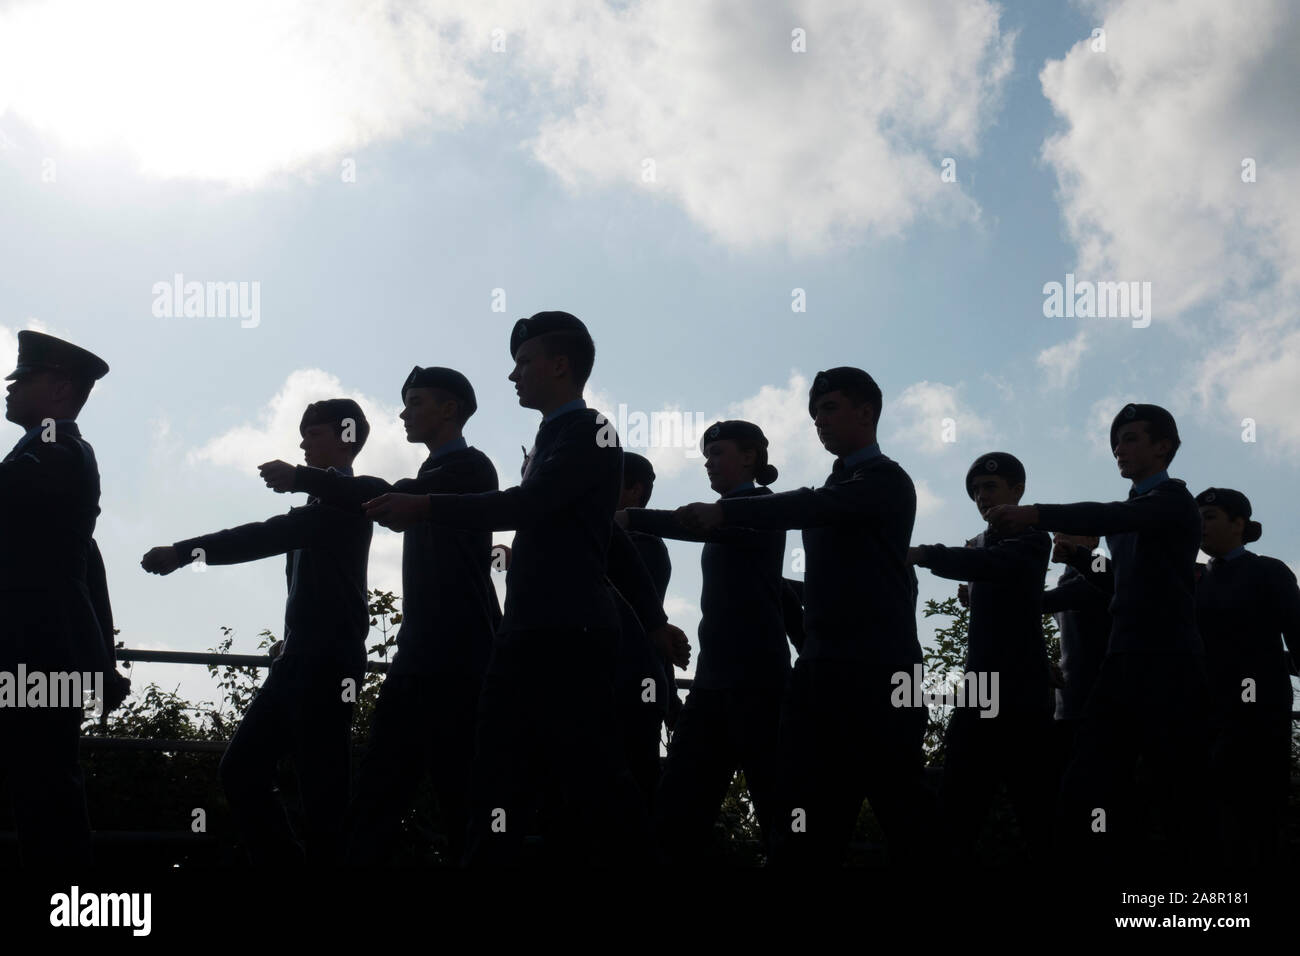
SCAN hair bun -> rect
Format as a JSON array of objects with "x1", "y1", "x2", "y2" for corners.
[
  {"x1": 1245, "y1": 520, "x2": 1263, "y2": 544},
  {"x1": 758, "y1": 463, "x2": 779, "y2": 486}
]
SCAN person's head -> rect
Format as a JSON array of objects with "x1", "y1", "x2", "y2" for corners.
[
  {"x1": 299, "y1": 399, "x2": 370, "y2": 470},
  {"x1": 807, "y1": 367, "x2": 882, "y2": 458},
  {"x1": 965, "y1": 452, "x2": 1026, "y2": 519},
  {"x1": 400, "y1": 366, "x2": 476, "y2": 446},
  {"x1": 508, "y1": 311, "x2": 595, "y2": 411},
  {"x1": 621, "y1": 452, "x2": 656, "y2": 509},
  {"x1": 700, "y1": 420, "x2": 778, "y2": 494},
  {"x1": 1196, "y1": 487, "x2": 1261, "y2": 557},
  {"x1": 4, "y1": 331, "x2": 107, "y2": 428},
  {"x1": 1110, "y1": 403, "x2": 1180, "y2": 482}
]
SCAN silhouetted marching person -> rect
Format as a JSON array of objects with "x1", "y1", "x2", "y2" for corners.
[
  {"x1": 619, "y1": 452, "x2": 680, "y2": 748},
  {"x1": 619, "y1": 420, "x2": 792, "y2": 863},
  {"x1": 142, "y1": 399, "x2": 373, "y2": 864},
  {"x1": 361, "y1": 311, "x2": 689, "y2": 865},
  {"x1": 910, "y1": 452, "x2": 1054, "y2": 862},
  {"x1": 678, "y1": 369, "x2": 928, "y2": 867},
  {"x1": 1041, "y1": 534, "x2": 1111, "y2": 780},
  {"x1": 620, "y1": 453, "x2": 672, "y2": 605},
  {"x1": 260, "y1": 367, "x2": 500, "y2": 865},
  {"x1": 987, "y1": 403, "x2": 1209, "y2": 870},
  {"x1": 1194, "y1": 487, "x2": 1299, "y2": 866},
  {"x1": 605, "y1": 520, "x2": 680, "y2": 816},
  {"x1": 0, "y1": 331, "x2": 118, "y2": 866}
]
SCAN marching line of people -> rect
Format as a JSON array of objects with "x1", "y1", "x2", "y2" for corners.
[{"x1": 1, "y1": 315, "x2": 1296, "y2": 869}]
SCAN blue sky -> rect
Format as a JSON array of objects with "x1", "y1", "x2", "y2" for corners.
[{"x1": 2, "y1": 0, "x2": 1298, "y2": 705}]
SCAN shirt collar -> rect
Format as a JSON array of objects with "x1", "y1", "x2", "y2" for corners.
[
  {"x1": 542, "y1": 398, "x2": 586, "y2": 424},
  {"x1": 13, "y1": 418, "x2": 78, "y2": 453},
  {"x1": 723, "y1": 480, "x2": 756, "y2": 497},
  {"x1": 1131, "y1": 469, "x2": 1169, "y2": 496},
  {"x1": 328, "y1": 464, "x2": 354, "y2": 476},
  {"x1": 1221, "y1": 545, "x2": 1247, "y2": 561},
  {"x1": 428, "y1": 435, "x2": 467, "y2": 462},
  {"x1": 839, "y1": 442, "x2": 881, "y2": 469}
]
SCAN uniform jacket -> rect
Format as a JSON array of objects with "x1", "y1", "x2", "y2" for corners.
[
  {"x1": 1037, "y1": 478, "x2": 1202, "y2": 654},
  {"x1": 1195, "y1": 551, "x2": 1300, "y2": 722},
  {"x1": 917, "y1": 528, "x2": 1052, "y2": 715},
  {"x1": 174, "y1": 486, "x2": 373, "y2": 678},
  {"x1": 0, "y1": 421, "x2": 113, "y2": 676},
  {"x1": 422, "y1": 407, "x2": 624, "y2": 634},
  {"x1": 292, "y1": 446, "x2": 501, "y2": 677},
  {"x1": 627, "y1": 485, "x2": 791, "y2": 690},
  {"x1": 717, "y1": 452, "x2": 920, "y2": 672}
]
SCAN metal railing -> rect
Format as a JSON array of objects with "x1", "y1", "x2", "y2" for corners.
[{"x1": 81, "y1": 647, "x2": 696, "y2": 753}]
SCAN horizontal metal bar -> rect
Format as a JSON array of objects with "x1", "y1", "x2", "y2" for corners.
[
  {"x1": 111, "y1": 647, "x2": 693, "y2": 684},
  {"x1": 115, "y1": 648, "x2": 391, "y2": 673}
]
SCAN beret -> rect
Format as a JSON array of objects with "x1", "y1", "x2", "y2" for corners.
[
  {"x1": 1110, "y1": 403, "x2": 1178, "y2": 451},
  {"x1": 509, "y1": 311, "x2": 592, "y2": 359},
  {"x1": 965, "y1": 452, "x2": 1026, "y2": 499},
  {"x1": 401, "y1": 365, "x2": 477, "y2": 418},
  {"x1": 808, "y1": 366, "x2": 880, "y2": 417},
  {"x1": 300, "y1": 399, "x2": 370, "y2": 447},
  {"x1": 1196, "y1": 487, "x2": 1261, "y2": 543},
  {"x1": 700, "y1": 419, "x2": 768, "y2": 454}
]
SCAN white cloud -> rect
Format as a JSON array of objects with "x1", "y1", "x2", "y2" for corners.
[
  {"x1": 188, "y1": 368, "x2": 425, "y2": 481},
  {"x1": 1036, "y1": 329, "x2": 1089, "y2": 390},
  {"x1": 887, "y1": 380, "x2": 994, "y2": 455},
  {"x1": 0, "y1": 0, "x2": 490, "y2": 185},
  {"x1": 1086, "y1": 392, "x2": 1129, "y2": 459},
  {"x1": 720, "y1": 373, "x2": 826, "y2": 486},
  {"x1": 588, "y1": 371, "x2": 826, "y2": 487},
  {"x1": 365, "y1": 528, "x2": 405, "y2": 608},
  {"x1": 914, "y1": 478, "x2": 944, "y2": 518},
  {"x1": 1039, "y1": 0, "x2": 1300, "y2": 451},
  {"x1": 527, "y1": 0, "x2": 1015, "y2": 252},
  {"x1": 1192, "y1": 302, "x2": 1300, "y2": 455},
  {"x1": 1, "y1": 0, "x2": 1014, "y2": 249},
  {"x1": 1040, "y1": 0, "x2": 1300, "y2": 317}
]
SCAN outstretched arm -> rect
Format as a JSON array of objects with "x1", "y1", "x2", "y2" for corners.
[
  {"x1": 624, "y1": 507, "x2": 773, "y2": 546},
  {"x1": 269, "y1": 463, "x2": 393, "y2": 511},
  {"x1": 912, "y1": 533, "x2": 1047, "y2": 583},
  {"x1": 990, "y1": 490, "x2": 1189, "y2": 538},
  {"x1": 143, "y1": 507, "x2": 343, "y2": 574},
  {"x1": 367, "y1": 424, "x2": 606, "y2": 531}
]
